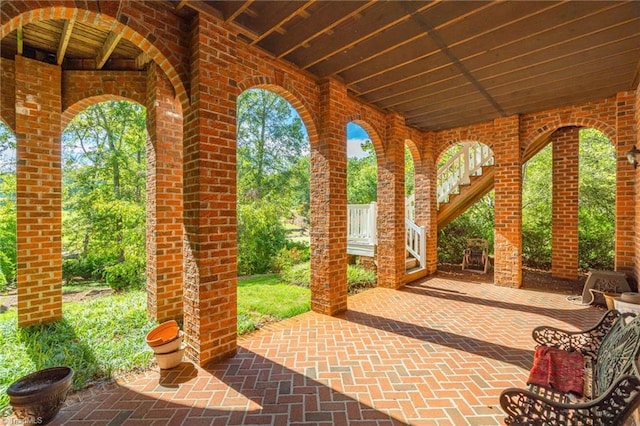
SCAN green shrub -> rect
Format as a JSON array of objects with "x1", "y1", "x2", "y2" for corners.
[
  {"x1": 522, "y1": 226, "x2": 551, "y2": 269},
  {"x1": 238, "y1": 202, "x2": 288, "y2": 275},
  {"x1": 272, "y1": 242, "x2": 310, "y2": 272},
  {"x1": 103, "y1": 260, "x2": 144, "y2": 292},
  {"x1": 281, "y1": 262, "x2": 311, "y2": 288},
  {"x1": 346, "y1": 264, "x2": 376, "y2": 292},
  {"x1": 280, "y1": 261, "x2": 377, "y2": 293}
]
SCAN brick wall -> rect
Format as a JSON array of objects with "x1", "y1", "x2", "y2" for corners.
[
  {"x1": 15, "y1": 56, "x2": 63, "y2": 325},
  {"x1": 1, "y1": 2, "x2": 190, "y2": 107},
  {"x1": 551, "y1": 127, "x2": 579, "y2": 280},
  {"x1": 310, "y1": 79, "x2": 348, "y2": 314},
  {"x1": 416, "y1": 131, "x2": 438, "y2": 274},
  {"x1": 615, "y1": 92, "x2": 637, "y2": 274},
  {"x1": 0, "y1": 58, "x2": 15, "y2": 132},
  {"x1": 635, "y1": 84, "x2": 640, "y2": 283},
  {"x1": 145, "y1": 63, "x2": 184, "y2": 322},
  {"x1": 492, "y1": 116, "x2": 522, "y2": 287},
  {"x1": 61, "y1": 71, "x2": 147, "y2": 128},
  {"x1": 376, "y1": 113, "x2": 407, "y2": 289},
  {"x1": 182, "y1": 16, "x2": 239, "y2": 365}
]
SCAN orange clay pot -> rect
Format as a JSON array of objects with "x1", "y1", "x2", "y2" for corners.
[{"x1": 145, "y1": 320, "x2": 180, "y2": 347}]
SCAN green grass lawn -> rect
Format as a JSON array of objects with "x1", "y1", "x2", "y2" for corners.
[
  {"x1": 238, "y1": 274, "x2": 310, "y2": 334},
  {"x1": 0, "y1": 275, "x2": 310, "y2": 416}
]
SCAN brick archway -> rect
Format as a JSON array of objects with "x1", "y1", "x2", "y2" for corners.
[
  {"x1": 347, "y1": 115, "x2": 384, "y2": 158},
  {"x1": 0, "y1": 4, "x2": 189, "y2": 110},
  {"x1": 522, "y1": 118, "x2": 616, "y2": 162},
  {"x1": 236, "y1": 78, "x2": 319, "y2": 147}
]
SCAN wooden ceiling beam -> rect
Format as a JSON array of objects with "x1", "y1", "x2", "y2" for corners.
[
  {"x1": 174, "y1": 0, "x2": 188, "y2": 11},
  {"x1": 96, "y1": 30, "x2": 122, "y2": 69},
  {"x1": 16, "y1": 25, "x2": 23, "y2": 55},
  {"x1": 268, "y1": 1, "x2": 375, "y2": 60},
  {"x1": 224, "y1": 1, "x2": 254, "y2": 23},
  {"x1": 184, "y1": 1, "x2": 224, "y2": 20},
  {"x1": 56, "y1": 18, "x2": 75, "y2": 65},
  {"x1": 250, "y1": 1, "x2": 314, "y2": 46},
  {"x1": 294, "y1": 2, "x2": 434, "y2": 70}
]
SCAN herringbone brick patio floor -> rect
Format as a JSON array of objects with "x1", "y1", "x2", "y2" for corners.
[{"x1": 29, "y1": 275, "x2": 608, "y2": 425}]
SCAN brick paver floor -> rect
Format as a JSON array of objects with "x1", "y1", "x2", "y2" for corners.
[{"x1": 31, "y1": 275, "x2": 607, "y2": 425}]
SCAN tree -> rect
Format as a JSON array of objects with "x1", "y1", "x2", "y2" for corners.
[
  {"x1": 236, "y1": 89, "x2": 310, "y2": 274},
  {"x1": 237, "y1": 89, "x2": 309, "y2": 205},
  {"x1": 347, "y1": 140, "x2": 377, "y2": 204},
  {"x1": 62, "y1": 101, "x2": 146, "y2": 288},
  {"x1": 0, "y1": 124, "x2": 15, "y2": 289}
]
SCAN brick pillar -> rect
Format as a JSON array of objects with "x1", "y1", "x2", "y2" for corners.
[
  {"x1": 493, "y1": 116, "x2": 522, "y2": 287},
  {"x1": 15, "y1": 56, "x2": 62, "y2": 326},
  {"x1": 182, "y1": 17, "x2": 237, "y2": 365},
  {"x1": 377, "y1": 113, "x2": 406, "y2": 288},
  {"x1": 551, "y1": 127, "x2": 580, "y2": 280},
  {"x1": 635, "y1": 84, "x2": 640, "y2": 282},
  {"x1": 615, "y1": 91, "x2": 636, "y2": 274},
  {"x1": 0, "y1": 58, "x2": 16, "y2": 131},
  {"x1": 415, "y1": 131, "x2": 438, "y2": 274},
  {"x1": 310, "y1": 79, "x2": 347, "y2": 315},
  {"x1": 146, "y1": 63, "x2": 184, "y2": 322}
]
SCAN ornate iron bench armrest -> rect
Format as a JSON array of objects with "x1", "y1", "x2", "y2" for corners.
[
  {"x1": 531, "y1": 310, "x2": 620, "y2": 358},
  {"x1": 500, "y1": 375, "x2": 640, "y2": 426}
]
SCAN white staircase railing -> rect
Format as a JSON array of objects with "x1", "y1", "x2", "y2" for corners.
[
  {"x1": 346, "y1": 142, "x2": 493, "y2": 272},
  {"x1": 347, "y1": 202, "x2": 377, "y2": 245},
  {"x1": 406, "y1": 218, "x2": 426, "y2": 270},
  {"x1": 437, "y1": 142, "x2": 494, "y2": 204}
]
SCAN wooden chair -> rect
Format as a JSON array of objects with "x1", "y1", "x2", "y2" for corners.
[{"x1": 461, "y1": 238, "x2": 490, "y2": 273}]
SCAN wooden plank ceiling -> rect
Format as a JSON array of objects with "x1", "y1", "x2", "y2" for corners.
[{"x1": 2, "y1": 0, "x2": 639, "y2": 131}]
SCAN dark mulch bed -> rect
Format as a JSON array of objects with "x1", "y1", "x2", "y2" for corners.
[{"x1": 436, "y1": 263, "x2": 588, "y2": 295}]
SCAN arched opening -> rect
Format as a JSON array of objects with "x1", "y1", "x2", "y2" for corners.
[
  {"x1": 235, "y1": 87, "x2": 311, "y2": 334},
  {"x1": 0, "y1": 121, "x2": 16, "y2": 291},
  {"x1": 61, "y1": 100, "x2": 147, "y2": 293},
  {"x1": 522, "y1": 144, "x2": 552, "y2": 269},
  {"x1": 437, "y1": 142, "x2": 494, "y2": 268},
  {"x1": 578, "y1": 128, "x2": 615, "y2": 269},
  {"x1": 345, "y1": 122, "x2": 378, "y2": 288},
  {"x1": 522, "y1": 127, "x2": 616, "y2": 275}
]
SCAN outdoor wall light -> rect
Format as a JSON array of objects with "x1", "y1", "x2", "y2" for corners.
[{"x1": 627, "y1": 146, "x2": 640, "y2": 168}]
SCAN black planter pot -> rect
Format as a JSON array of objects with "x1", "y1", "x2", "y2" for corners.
[{"x1": 7, "y1": 366, "x2": 74, "y2": 426}]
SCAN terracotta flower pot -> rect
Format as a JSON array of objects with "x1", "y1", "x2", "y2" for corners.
[
  {"x1": 7, "y1": 366, "x2": 74, "y2": 426},
  {"x1": 151, "y1": 331, "x2": 183, "y2": 354},
  {"x1": 145, "y1": 320, "x2": 180, "y2": 347},
  {"x1": 155, "y1": 346, "x2": 185, "y2": 369}
]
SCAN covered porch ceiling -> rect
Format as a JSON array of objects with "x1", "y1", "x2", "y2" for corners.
[{"x1": 2, "y1": 0, "x2": 639, "y2": 131}]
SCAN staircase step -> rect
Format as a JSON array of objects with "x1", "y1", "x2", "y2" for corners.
[{"x1": 405, "y1": 257, "x2": 418, "y2": 270}]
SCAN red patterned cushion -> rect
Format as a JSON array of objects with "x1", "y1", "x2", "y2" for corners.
[{"x1": 527, "y1": 345, "x2": 585, "y2": 396}]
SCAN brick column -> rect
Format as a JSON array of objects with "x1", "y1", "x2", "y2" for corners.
[
  {"x1": 635, "y1": 84, "x2": 640, "y2": 282},
  {"x1": 377, "y1": 113, "x2": 406, "y2": 288},
  {"x1": 310, "y1": 79, "x2": 347, "y2": 315},
  {"x1": 551, "y1": 127, "x2": 580, "y2": 280},
  {"x1": 493, "y1": 116, "x2": 522, "y2": 287},
  {"x1": 146, "y1": 63, "x2": 184, "y2": 322},
  {"x1": 415, "y1": 131, "x2": 438, "y2": 274},
  {"x1": 182, "y1": 17, "x2": 237, "y2": 365},
  {"x1": 615, "y1": 91, "x2": 636, "y2": 274},
  {"x1": 15, "y1": 56, "x2": 62, "y2": 326}
]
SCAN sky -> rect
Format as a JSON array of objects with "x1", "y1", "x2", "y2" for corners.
[{"x1": 346, "y1": 122, "x2": 370, "y2": 159}]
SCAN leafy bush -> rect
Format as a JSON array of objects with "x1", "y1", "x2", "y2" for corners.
[
  {"x1": 62, "y1": 253, "x2": 111, "y2": 283},
  {"x1": 280, "y1": 261, "x2": 377, "y2": 293},
  {"x1": 346, "y1": 264, "x2": 376, "y2": 292},
  {"x1": 238, "y1": 202, "x2": 288, "y2": 275},
  {"x1": 103, "y1": 260, "x2": 144, "y2": 292},
  {"x1": 272, "y1": 242, "x2": 310, "y2": 272},
  {"x1": 522, "y1": 226, "x2": 551, "y2": 269},
  {"x1": 438, "y1": 194, "x2": 494, "y2": 264},
  {"x1": 280, "y1": 262, "x2": 311, "y2": 288}
]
